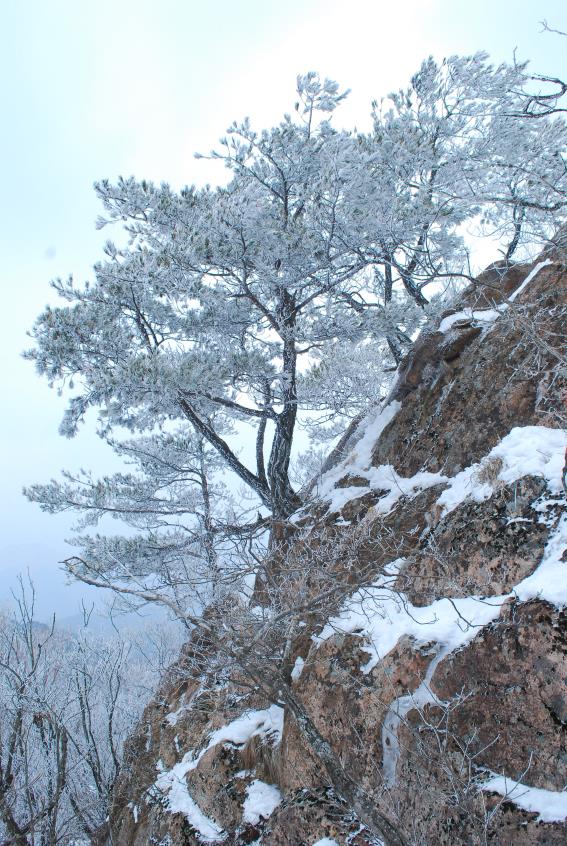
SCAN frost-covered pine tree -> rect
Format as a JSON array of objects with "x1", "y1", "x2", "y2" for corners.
[
  {"x1": 365, "y1": 53, "x2": 566, "y2": 284},
  {"x1": 25, "y1": 58, "x2": 566, "y2": 600},
  {"x1": 20, "y1": 57, "x2": 567, "y2": 846}
]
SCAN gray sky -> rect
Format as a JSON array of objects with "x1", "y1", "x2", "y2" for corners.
[{"x1": 1, "y1": 0, "x2": 566, "y2": 619}]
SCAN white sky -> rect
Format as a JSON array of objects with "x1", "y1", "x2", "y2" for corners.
[{"x1": 1, "y1": 0, "x2": 566, "y2": 618}]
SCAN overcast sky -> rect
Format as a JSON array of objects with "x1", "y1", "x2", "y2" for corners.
[{"x1": 1, "y1": 0, "x2": 566, "y2": 619}]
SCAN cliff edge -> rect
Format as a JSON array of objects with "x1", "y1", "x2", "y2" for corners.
[{"x1": 104, "y1": 238, "x2": 567, "y2": 846}]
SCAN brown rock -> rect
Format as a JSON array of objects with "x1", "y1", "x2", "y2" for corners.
[{"x1": 106, "y1": 242, "x2": 567, "y2": 845}]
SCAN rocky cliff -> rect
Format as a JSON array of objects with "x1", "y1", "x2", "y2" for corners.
[{"x1": 104, "y1": 234, "x2": 567, "y2": 846}]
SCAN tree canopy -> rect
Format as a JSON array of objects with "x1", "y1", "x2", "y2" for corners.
[{"x1": 25, "y1": 55, "x2": 566, "y2": 598}]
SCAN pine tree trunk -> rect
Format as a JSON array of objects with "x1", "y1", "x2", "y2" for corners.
[{"x1": 268, "y1": 290, "x2": 301, "y2": 520}]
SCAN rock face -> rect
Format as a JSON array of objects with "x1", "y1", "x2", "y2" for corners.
[{"x1": 105, "y1": 246, "x2": 567, "y2": 846}]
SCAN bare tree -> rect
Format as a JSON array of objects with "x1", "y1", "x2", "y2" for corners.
[{"x1": 0, "y1": 580, "x2": 176, "y2": 845}]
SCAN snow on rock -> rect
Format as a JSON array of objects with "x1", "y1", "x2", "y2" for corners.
[
  {"x1": 381, "y1": 509, "x2": 565, "y2": 786},
  {"x1": 312, "y1": 839, "x2": 341, "y2": 846},
  {"x1": 366, "y1": 466, "x2": 447, "y2": 513},
  {"x1": 514, "y1": 514, "x2": 567, "y2": 608},
  {"x1": 171, "y1": 705, "x2": 284, "y2": 776},
  {"x1": 154, "y1": 762, "x2": 225, "y2": 842},
  {"x1": 204, "y1": 704, "x2": 284, "y2": 751},
  {"x1": 151, "y1": 705, "x2": 283, "y2": 838},
  {"x1": 343, "y1": 400, "x2": 402, "y2": 471},
  {"x1": 436, "y1": 426, "x2": 567, "y2": 517},
  {"x1": 378, "y1": 601, "x2": 505, "y2": 788},
  {"x1": 508, "y1": 259, "x2": 552, "y2": 301},
  {"x1": 314, "y1": 558, "x2": 506, "y2": 674},
  {"x1": 314, "y1": 401, "x2": 401, "y2": 502},
  {"x1": 293, "y1": 400, "x2": 449, "y2": 521},
  {"x1": 439, "y1": 307, "x2": 504, "y2": 333},
  {"x1": 127, "y1": 801, "x2": 139, "y2": 823},
  {"x1": 439, "y1": 260, "x2": 552, "y2": 334},
  {"x1": 315, "y1": 320, "x2": 562, "y2": 524},
  {"x1": 166, "y1": 703, "x2": 187, "y2": 727},
  {"x1": 242, "y1": 779, "x2": 282, "y2": 824},
  {"x1": 291, "y1": 656, "x2": 305, "y2": 681},
  {"x1": 479, "y1": 772, "x2": 567, "y2": 822},
  {"x1": 314, "y1": 423, "x2": 567, "y2": 787},
  {"x1": 314, "y1": 399, "x2": 447, "y2": 516},
  {"x1": 322, "y1": 465, "x2": 447, "y2": 518}
]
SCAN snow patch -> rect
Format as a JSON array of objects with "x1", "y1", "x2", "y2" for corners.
[
  {"x1": 310, "y1": 391, "x2": 453, "y2": 518},
  {"x1": 312, "y1": 839, "x2": 341, "y2": 846},
  {"x1": 439, "y1": 260, "x2": 552, "y2": 334},
  {"x1": 204, "y1": 705, "x2": 284, "y2": 752},
  {"x1": 479, "y1": 771, "x2": 567, "y2": 822},
  {"x1": 166, "y1": 704, "x2": 186, "y2": 727},
  {"x1": 322, "y1": 461, "x2": 447, "y2": 518},
  {"x1": 380, "y1": 511, "x2": 567, "y2": 786},
  {"x1": 344, "y1": 401, "x2": 402, "y2": 471},
  {"x1": 514, "y1": 514, "x2": 567, "y2": 607},
  {"x1": 307, "y1": 400, "x2": 447, "y2": 518},
  {"x1": 242, "y1": 779, "x2": 282, "y2": 824},
  {"x1": 508, "y1": 259, "x2": 552, "y2": 301},
  {"x1": 315, "y1": 402, "x2": 401, "y2": 502},
  {"x1": 315, "y1": 558, "x2": 505, "y2": 675},
  {"x1": 436, "y1": 426, "x2": 567, "y2": 516},
  {"x1": 154, "y1": 763, "x2": 224, "y2": 842},
  {"x1": 152, "y1": 705, "x2": 283, "y2": 838},
  {"x1": 439, "y1": 307, "x2": 504, "y2": 333},
  {"x1": 291, "y1": 656, "x2": 305, "y2": 681},
  {"x1": 127, "y1": 801, "x2": 139, "y2": 824}
]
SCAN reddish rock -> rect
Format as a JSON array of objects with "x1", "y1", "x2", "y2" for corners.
[{"x1": 106, "y1": 242, "x2": 567, "y2": 845}]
